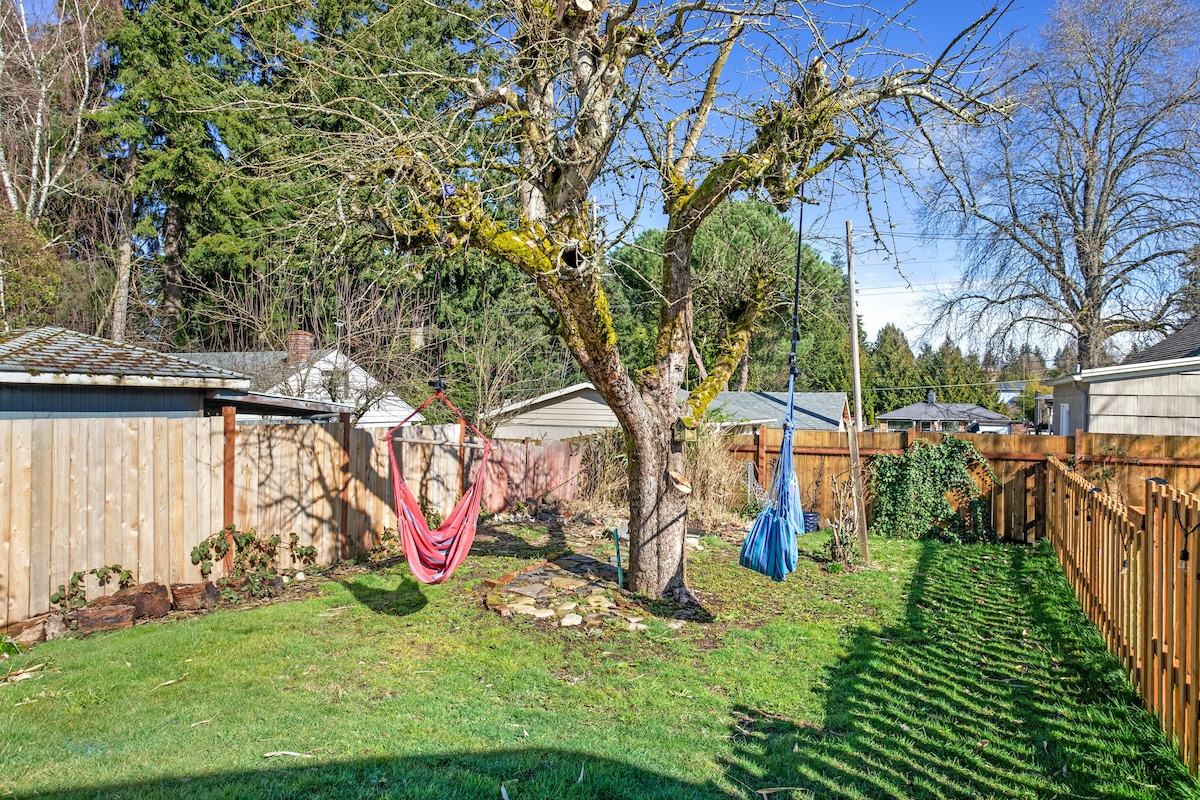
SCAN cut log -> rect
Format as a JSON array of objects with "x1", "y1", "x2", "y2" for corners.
[
  {"x1": 44, "y1": 614, "x2": 68, "y2": 641},
  {"x1": 9, "y1": 614, "x2": 52, "y2": 648},
  {"x1": 75, "y1": 605, "x2": 135, "y2": 634},
  {"x1": 170, "y1": 582, "x2": 219, "y2": 611},
  {"x1": 105, "y1": 583, "x2": 170, "y2": 619}
]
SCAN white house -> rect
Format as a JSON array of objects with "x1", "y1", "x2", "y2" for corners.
[{"x1": 181, "y1": 331, "x2": 422, "y2": 428}]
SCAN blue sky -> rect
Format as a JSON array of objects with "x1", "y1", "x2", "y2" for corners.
[{"x1": 811, "y1": 0, "x2": 1058, "y2": 350}]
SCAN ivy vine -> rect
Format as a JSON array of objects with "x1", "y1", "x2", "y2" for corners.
[{"x1": 869, "y1": 436, "x2": 997, "y2": 543}]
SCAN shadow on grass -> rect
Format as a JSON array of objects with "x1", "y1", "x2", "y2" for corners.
[
  {"x1": 471, "y1": 521, "x2": 567, "y2": 562},
  {"x1": 30, "y1": 748, "x2": 730, "y2": 799},
  {"x1": 716, "y1": 540, "x2": 1195, "y2": 799},
  {"x1": 342, "y1": 575, "x2": 428, "y2": 617},
  {"x1": 29, "y1": 542, "x2": 1196, "y2": 800}
]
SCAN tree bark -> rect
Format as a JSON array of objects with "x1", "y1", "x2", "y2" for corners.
[
  {"x1": 111, "y1": 196, "x2": 134, "y2": 342},
  {"x1": 625, "y1": 400, "x2": 690, "y2": 598},
  {"x1": 162, "y1": 203, "x2": 183, "y2": 336}
]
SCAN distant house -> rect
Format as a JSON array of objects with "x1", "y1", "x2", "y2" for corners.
[
  {"x1": 487, "y1": 383, "x2": 848, "y2": 440},
  {"x1": 0, "y1": 327, "x2": 350, "y2": 419},
  {"x1": 876, "y1": 391, "x2": 1014, "y2": 434},
  {"x1": 1047, "y1": 321, "x2": 1200, "y2": 436},
  {"x1": 180, "y1": 331, "x2": 422, "y2": 428}
]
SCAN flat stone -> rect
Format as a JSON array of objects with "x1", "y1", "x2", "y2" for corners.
[
  {"x1": 559, "y1": 613, "x2": 583, "y2": 627},
  {"x1": 626, "y1": 616, "x2": 644, "y2": 624},
  {"x1": 550, "y1": 577, "x2": 588, "y2": 590},
  {"x1": 555, "y1": 602, "x2": 579, "y2": 615},
  {"x1": 585, "y1": 595, "x2": 614, "y2": 608},
  {"x1": 627, "y1": 622, "x2": 649, "y2": 632},
  {"x1": 515, "y1": 606, "x2": 555, "y2": 619},
  {"x1": 666, "y1": 619, "x2": 686, "y2": 630},
  {"x1": 509, "y1": 583, "x2": 549, "y2": 598},
  {"x1": 583, "y1": 613, "x2": 605, "y2": 626}
]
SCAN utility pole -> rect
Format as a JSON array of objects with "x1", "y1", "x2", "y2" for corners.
[
  {"x1": 845, "y1": 221, "x2": 869, "y2": 565},
  {"x1": 845, "y1": 221, "x2": 864, "y2": 430}
]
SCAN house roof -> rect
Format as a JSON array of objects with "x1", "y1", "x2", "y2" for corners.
[
  {"x1": 707, "y1": 391, "x2": 848, "y2": 431},
  {"x1": 1046, "y1": 354, "x2": 1200, "y2": 387},
  {"x1": 0, "y1": 328, "x2": 250, "y2": 390},
  {"x1": 877, "y1": 400, "x2": 1011, "y2": 423},
  {"x1": 1124, "y1": 319, "x2": 1200, "y2": 364},
  {"x1": 487, "y1": 382, "x2": 596, "y2": 418}
]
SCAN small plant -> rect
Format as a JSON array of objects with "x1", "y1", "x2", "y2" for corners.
[
  {"x1": 418, "y1": 496, "x2": 445, "y2": 529},
  {"x1": 191, "y1": 526, "x2": 288, "y2": 599},
  {"x1": 824, "y1": 472, "x2": 860, "y2": 571},
  {"x1": 1, "y1": 634, "x2": 21, "y2": 658},
  {"x1": 50, "y1": 563, "x2": 133, "y2": 618},
  {"x1": 288, "y1": 533, "x2": 318, "y2": 568},
  {"x1": 869, "y1": 436, "x2": 997, "y2": 543}
]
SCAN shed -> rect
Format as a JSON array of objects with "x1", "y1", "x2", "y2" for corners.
[{"x1": 0, "y1": 328, "x2": 350, "y2": 419}]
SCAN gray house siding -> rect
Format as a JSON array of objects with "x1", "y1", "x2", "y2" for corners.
[
  {"x1": 0, "y1": 385, "x2": 206, "y2": 418},
  {"x1": 1050, "y1": 382, "x2": 1088, "y2": 435},
  {"x1": 493, "y1": 390, "x2": 618, "y2": 440},
  {"x1": 1086, "y1": 373, "x2": 1200, "y2": 436}
]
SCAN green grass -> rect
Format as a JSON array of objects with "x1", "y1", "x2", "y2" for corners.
[{"x1": 0, "y1": 530, "x2": 1194, "y2": 800}]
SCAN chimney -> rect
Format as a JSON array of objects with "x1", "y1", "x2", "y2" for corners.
[
  {"x1": 926, "y1": 390, "x2": 937, "y2": 404},
  {"x1": 286, "y1": 330, "x2": 315, "y2": 364}
]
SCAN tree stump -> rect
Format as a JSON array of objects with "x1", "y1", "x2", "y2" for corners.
[
  {"x1": 170, "y1": 582, "x2": 219, "y2": 611},
  {"x1": 75, "y1": 605, "x2": 135, "y2": 633}
]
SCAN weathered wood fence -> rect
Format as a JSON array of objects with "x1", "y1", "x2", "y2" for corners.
[
  {"x1": 728, "y1": 428, "x2": 1200, "y2": 542},
  {"x1": 1, "y1": 417, "x2": 584, "y2": 630},
  {"x1": 1046, "y1": 456, "x2": 1200, "y2": 774}
]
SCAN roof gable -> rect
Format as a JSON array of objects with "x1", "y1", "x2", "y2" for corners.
[{"x1": 877, "y1": 400, "x2": 1010, "y2": 423}]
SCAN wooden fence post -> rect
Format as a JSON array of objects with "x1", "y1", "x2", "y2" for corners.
[
  {"x1": 339, "y1": 412, "x2": 351, "y2": 558},
  {"x1": 756, "y1": 426, "x2": 767, "y2": 486},
  {"x1": 221, "y1": 407, "x2": 236, "y2": 574}
]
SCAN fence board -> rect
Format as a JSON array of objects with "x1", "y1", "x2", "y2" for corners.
[
  {"x1": 28, "y1": 422, "x2": 52, "y2": 617},
  {"x1": 50, "y1": 421, "x2": 70, "y2": 611},
  {"x1": 0, "y1": 423, "x2": 13, "y2": 630},
  {"x1": 8, "y1": 420, "x2": 32, "y2": 625}
]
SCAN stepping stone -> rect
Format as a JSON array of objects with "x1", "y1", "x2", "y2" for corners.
[
  {"x1": 583, "y1": 613, "x2": 605, "y2": 626},
  {"x1": 559, "y1": 613, "x2": 583, "y2": 627},
  {"x1": 555, "y1": 602, "x2": 579, "y2": 615},
  {"x1": 585, "y1": 595, "x2": 614, "y2": 608},
  {"x1": 666, "y1": 619, "x2": 686, "y2": 630},
  {"x1": 510, "y1": 583, "x2": 549, "y2": 598},
  {"x1": 627, "y1": 622, "x2": 649, "y2": 632},
  {"x1": 515, "y1": 606, "x2": 555, "y2": 619},
  {"x1": 550, "y1": 576, "x2": 588, "y2": 590}
]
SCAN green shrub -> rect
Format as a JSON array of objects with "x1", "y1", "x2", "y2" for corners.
[{"x1": 869, "y1": 436, "x2": 996, "y2": 543}]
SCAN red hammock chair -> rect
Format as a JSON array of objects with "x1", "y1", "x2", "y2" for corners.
[{"x1": 386, "y1": 390, "x2": 492, "y2": 584}]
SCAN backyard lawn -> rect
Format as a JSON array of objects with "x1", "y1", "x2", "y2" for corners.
[{"x1": 1, "y1": 527, "x2": 1195, "y2": 799}]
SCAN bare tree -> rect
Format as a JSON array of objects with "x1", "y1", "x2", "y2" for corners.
[
  {"x1": 923, "y1": 0, "x2": 1200, "y2": 368},
  {"x1": 250, "y1": 0, "x2": 1010, "y2": 598},
  {"x1": 0, "y1": 0, "x2": 115, "y2": 222}
]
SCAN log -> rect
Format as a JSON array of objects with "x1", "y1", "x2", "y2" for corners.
[
  {"x1": 75, "y1": 605, "x2": 135, "y2": 634},
  {"x1": 170, "y1": 582, "x2": 219, "y2": 611},
  {"x1": 105, "y1": 583, "x2": 170, "y2": 619},
  {"x1": 8, "y1": 613, "x2": 52, "y2": 647}
]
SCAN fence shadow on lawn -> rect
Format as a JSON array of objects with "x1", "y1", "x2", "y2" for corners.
[
  {"x1": 26, "y1": 542, "x2": 1199, "y2": 800},
  {"x1": 717, "y1": 541, "x2": 1196, "y2": 800}
]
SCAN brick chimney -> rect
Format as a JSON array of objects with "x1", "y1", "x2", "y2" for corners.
[{"x1": 285, "y1": 330, "x2": 315, "y2": 364}]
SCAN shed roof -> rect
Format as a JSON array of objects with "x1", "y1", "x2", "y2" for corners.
[
  {"x1": 1124, "y1": 319, "x2": 1200, "y2": 364},
  {"x1": 877, "y1": 400, "x2": 1011, "y2": 423},
  {"x1": 0, "y1": 328, "x2": 250, "y2": 389},
  {"x1": 707, "y1": 391, "x2": 848, "y2": 431}
]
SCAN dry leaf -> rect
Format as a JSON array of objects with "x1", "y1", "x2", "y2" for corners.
[
  {"x1": 263, "y1": 751, "x2": 313, "y2": 759},
  {"x1": 151, "y1": 673, "x2": 188, "y2": 691},
  {"x1": 500, "y1": 785, "x2": 510, "y2": 800}
]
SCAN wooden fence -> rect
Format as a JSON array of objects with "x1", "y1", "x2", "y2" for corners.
[
  {"x1": 728, "y1": 428, "x2": 1200, "y2": 543},
  {"x1": 1, "y1": 417, "x2": 585, "y2": 630},
  {"x1": 1045, "y1": 456, "x2": 1200, "y2": 774}
]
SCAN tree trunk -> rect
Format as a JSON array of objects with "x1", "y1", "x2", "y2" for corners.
[
  {"x1": 625, "y1": 409, "x2": 690, "y2": 598},
  {"x1": 738, "y1": 350, "x2": 749, "y2": 392},
  {"x1": 162, "y1": 203, "x2": 183, "y2": 336},
  {"x1": 111, "y1": 197, "x2": 134, "y2": 342}
]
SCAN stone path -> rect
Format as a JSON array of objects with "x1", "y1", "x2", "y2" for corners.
[{"x1": 484, "y1": 553, "x2": 687, "y2": 632}]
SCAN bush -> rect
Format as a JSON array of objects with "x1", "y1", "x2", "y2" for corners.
[{"x1": 869, "y1": 436, "x2": 996, "y2": 543}]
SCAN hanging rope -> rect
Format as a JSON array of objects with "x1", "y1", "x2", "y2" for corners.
[{"x1": 740, "y1": 195, "x2": 807, "y2": 582}]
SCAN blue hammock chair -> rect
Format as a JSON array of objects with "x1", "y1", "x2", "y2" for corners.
[{"x1": 740, "y1": 203, "x2": 809, "y2": 582}]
